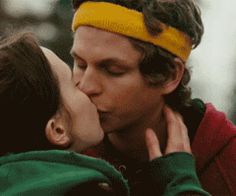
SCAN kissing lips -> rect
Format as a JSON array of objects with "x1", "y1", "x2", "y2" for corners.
[{"x1": 98, "y1": 111, "x2": 109, "y2": 122}]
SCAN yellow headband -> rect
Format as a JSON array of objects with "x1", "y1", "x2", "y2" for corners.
[{"x1": 72, "y1": 1, "x2": 192, "y2": 61}]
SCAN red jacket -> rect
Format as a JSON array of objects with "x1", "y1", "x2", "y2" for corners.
[
  {"x1": 84, "y1": 103, "x2": 236, "y2": 196},
  {"x1": 192, "y1": 103, "x2": 236, "y2": 196}
]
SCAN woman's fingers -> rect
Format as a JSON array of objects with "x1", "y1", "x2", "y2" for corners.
[
  {"x1": 145, "y1": 128, "x2": 162, "y2": 161},
  {"x1": 164, "y1": 106, "x2": 192, "y2": 155},
  {"x1": 145, "y1": 106, "x2": 191, "y2": 161}
]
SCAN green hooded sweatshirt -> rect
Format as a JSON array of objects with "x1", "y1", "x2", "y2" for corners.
[{"x1": 0, "y1": 150, "x2": 129, "y2": 196}]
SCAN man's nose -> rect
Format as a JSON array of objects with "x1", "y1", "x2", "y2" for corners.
[{"x1": 76, "y1": 68, "x2": 102, "y2": 97}]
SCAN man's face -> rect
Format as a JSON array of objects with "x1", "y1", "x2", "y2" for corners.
[{"x1": 71, "y1": 26, "x2": 166, "y2": 133}]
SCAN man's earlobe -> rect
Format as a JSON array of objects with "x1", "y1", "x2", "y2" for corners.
[
  {"x1": 162, "y1": 57, "x2": 185, "y2": 94},
  {"x1": 45, "y1": 118, "x2": 71, "y2": 148}
]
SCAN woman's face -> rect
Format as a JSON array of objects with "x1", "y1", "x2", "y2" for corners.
[{"x1": 43, "y1": 48, "x2": 104, "y2": 152}]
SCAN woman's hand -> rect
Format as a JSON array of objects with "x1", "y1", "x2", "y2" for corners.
[{"x1": 145, "y1": 105, "x2": 191, "y2": 161}]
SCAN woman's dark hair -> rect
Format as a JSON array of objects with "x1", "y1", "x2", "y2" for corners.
[
  {"x1": 72, "y1": 0, "x2": 204, "y2": 110},
  {"x1": 0, "y1": 32, "x2": 60, "y2": 155}
]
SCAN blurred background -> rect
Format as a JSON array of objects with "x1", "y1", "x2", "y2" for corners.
[{"x1": 0, "y1": 0, "x2": 235, "y2": 123}]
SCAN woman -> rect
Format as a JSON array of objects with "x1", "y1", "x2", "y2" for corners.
[
  {"x1": 0, "y1": 32, "x2": 208, "y2": 195},
  {"x1": 0, "y1": 32, "x2": 127, "y2": 195}
]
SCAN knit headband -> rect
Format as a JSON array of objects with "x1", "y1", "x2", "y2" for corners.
[{"x1": 72, "y1": 1, "x2": 192, "y2": 61}]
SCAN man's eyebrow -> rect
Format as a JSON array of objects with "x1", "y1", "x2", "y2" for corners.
[
  {"x1": 70, "y1": 50, "x2": 132, "y2": 68},
  {"x1": 70, "y1": 49, "x2": 128, "y2": 65},
  {"x1": 98, "y1": 58, "x2": 130, "y2": 68}
]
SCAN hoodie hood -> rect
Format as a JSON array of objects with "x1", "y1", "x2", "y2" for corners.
[
  {"x1": 192, "y1": 103, "x2": 236, "y2": 172},
  {"x1": 0, "y1": 150, "x2": 129, "y2": 195}
]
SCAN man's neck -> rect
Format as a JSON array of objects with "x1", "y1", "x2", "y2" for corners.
[{"x1": 107, "y1": 109, "x2": 167, "y2": 162}]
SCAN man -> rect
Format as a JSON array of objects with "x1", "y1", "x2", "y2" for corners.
[{"x1": 70, "y1": 0, "x2": 236, "y2": 195}]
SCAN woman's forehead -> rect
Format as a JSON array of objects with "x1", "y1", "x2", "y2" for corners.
[{"x1": 41, "y1": 47, "x2": 71, "y2": 78}]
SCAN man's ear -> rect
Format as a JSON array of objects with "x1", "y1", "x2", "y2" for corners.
[
  {"x1": 45, "y1": 115, "x2": 71, "y2": 148},
  {"x1": 162, "y1": 58, "x2": 185, "y2": 95}
]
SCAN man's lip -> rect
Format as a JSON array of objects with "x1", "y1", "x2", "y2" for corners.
[
  {"x1": 98, "y1": 111, "x2": 109, "y2": 115},
  {"x1": 97, "y1": 109, "x2": 109, "y2": 113},
  {"x1": 97, "y1": 110, "x2": 109, "y2": 120}
]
